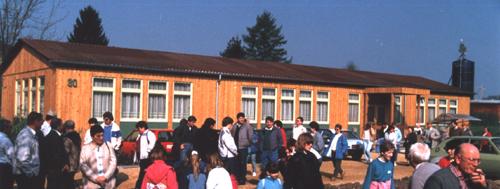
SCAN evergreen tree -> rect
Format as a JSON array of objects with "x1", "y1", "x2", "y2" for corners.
[
  {"x1": 67, "y1": 6, "x2": 109, "y2": 45},
  {"x1": 242, "y1": 11, "x2": 291, "y2": 63},
  {"x1": 220, "y1": 36, "x2": 245, "y2": 59}
]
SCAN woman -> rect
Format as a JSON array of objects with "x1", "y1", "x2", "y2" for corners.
[
  {"x1": 187, "y1": 151, "x2": 206, "y2": 189},
  {"x1": 404, "y1": 127, "x2": 417, "y2": 161},
  {"x1": 193, "y1": 118, "x2": 219, "y2": 162},
  {"x1": 363, "y1": 123, "x2": 373, "y2": 163},
  {"x1": 285, "y1": 133, "x2": 323, "y2": 189},
  {"x1": 362, "y1": 141, "x2": 396, "y2": 189},
  {"x1": 141, "y1": 145, "x2": 178, "y2": 189},
  {"x1": 206, "y1": 153, "x2": 232, "y2": 189},
  {"x1": 384, "y1": 125, "x2": 398, "y2": 164}
]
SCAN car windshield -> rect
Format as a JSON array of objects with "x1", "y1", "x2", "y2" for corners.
[{"x1": 493, "y1": 138, "x2": 500, "y2": 150}]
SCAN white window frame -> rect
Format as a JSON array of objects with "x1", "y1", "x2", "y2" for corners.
[
  {"x1": 281, "y1": 89, "x2": 295, "y2": 124},
  {"x1": 241, "y1": 86, "x2": 258, "y2": 123},
  {"x1": 91, "y1": 77, "x2": 116, "y2": 121},
  {"x1": 37, "y1": 77, "x2": 45, "y2": 113},
  {"x1": 22, "y1": 79, "x2": 29, "y2": 117},
  {"x1": 14, "y1": 80, "x2": 21, "y2": 116},
  {"x1": 299, "y1": 90, "x2": 313, "y2": 123},
  {"x1": 348, "y1": 93, "x2": 361, "y2": 125},
  {"x1": 417, "y1": 97, "x2": 426, "y2": 126},
  {"x1": 29, "y1": 78, "x2": 36, "y2": 112},
  {"x1": 121, "y1": 79, "x2": 143, "y2": 122},
  {"x1": 449, "y1": 99, "x2": 458, "y2": 114},
  {"x1": 316, "y1": 91, "x2": 329, "y2": 124},
  {"x1": 427, "y1": 98, "x2": 436, "y2": 122},
  {"x1": 147, "y1": 81, "x2": 169, "y2": 122},
  {"x1": 261, "y1": 88, "x2": 277, "y2": 123},
  {"x1": 172, "y1": 82, "x2": 193, "y2": 122},
  {"x1": 438, "y1": 99, "x2": 448, "y2": 116}
]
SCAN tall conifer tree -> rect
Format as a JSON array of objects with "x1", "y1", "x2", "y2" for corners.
[
  {"x1": 220, "y1": 36, "x2": 245, "y2": 59},
  {"x1": 67, "y1": 6, "x2": 109, "y2": 45}
]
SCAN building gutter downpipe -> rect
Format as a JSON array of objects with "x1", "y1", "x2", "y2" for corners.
[{"x1": 216, "y1": 74, "x2": 222, "y2": 129}]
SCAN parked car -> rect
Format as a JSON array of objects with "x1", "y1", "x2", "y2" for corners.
[
  {"x1": 320, "y1": 129, "x2": 364, "y2": 160},
  {"x1": 430, "y1": 136, "x2": 500, "y2": 179},
  {"x1": 119, "y1": 129, "x2": 174, "y2": 165}
]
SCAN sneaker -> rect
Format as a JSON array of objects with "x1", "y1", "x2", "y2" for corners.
[{"x1": 252, "y1": 172, "x2": 257, "y2": 177}]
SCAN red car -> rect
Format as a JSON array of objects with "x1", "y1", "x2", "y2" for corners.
[{"x1": 119, "y1": 129, "x2": 174, "y2": 164}]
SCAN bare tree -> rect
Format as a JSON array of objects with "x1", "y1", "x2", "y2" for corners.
[{"x1": 0, "y1": 0, "x2": 63, "y2": 63}]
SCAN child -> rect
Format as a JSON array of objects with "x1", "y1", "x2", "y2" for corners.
[
  {"x1": 141, "y1": 145, "x2": 178, "y2": 189},
  {"x1": 362, "y1": 141, "x2": 395, "y2": 189},
  {"x1": 187, "y1": 151, "x2": 207, "y2": 189},
  {"x1": 257, "y1": 162, "x2": 283, "y2": 189}
]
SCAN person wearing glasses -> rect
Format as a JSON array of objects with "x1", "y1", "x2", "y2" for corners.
[
  {"x1": 424, "y1": 143, "x2": 488, "y2": 189},
  {"x1": 285, "y1": 133, "x2": 324, "y2": 189},
  {"x1": 324, "y1": 124, "x2": 348, "y2": 180}
]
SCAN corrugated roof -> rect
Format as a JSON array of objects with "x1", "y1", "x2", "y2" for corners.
[{"x1": 6, "y1": 39, "x2": 471, "y2": 95}]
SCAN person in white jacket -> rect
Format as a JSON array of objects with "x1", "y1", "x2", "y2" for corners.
[
  {"x1": 206, "y1": 153, "x2": 232, "y2": 189},
  {"x1": 218, "y1": 116, "x2": 238, "y2": 175},
  {"x1": 134, "y1": 121, "x2": 157, "y2": 189},
  {"x1": 84, "y1": 113, "x2": 122, "y2": 151}
]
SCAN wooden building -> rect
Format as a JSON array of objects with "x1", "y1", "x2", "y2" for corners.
[{"x1": 1, "y1": 39, "x2": 472, "y2": 135}]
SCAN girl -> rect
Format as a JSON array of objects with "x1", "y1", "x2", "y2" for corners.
[
  {"x1": 187, "y1": 151, "x2": 206, "y2": 189},
  {"x1": 363, "y1": 123, "x2": 373, "y2": 163},
  {"x1": 206, "y1": 153, "x2": 232, "y2": 189},
  {"x1": 362, "y1": 141, "x2": 396, "y2": 189},
  {"x1": 141, "y1": 145, "x2": 178, "y2": 189}
]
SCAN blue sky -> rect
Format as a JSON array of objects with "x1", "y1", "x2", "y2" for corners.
[{"x1": 46, "y1": 0, "x2": 500, "y2": 97}]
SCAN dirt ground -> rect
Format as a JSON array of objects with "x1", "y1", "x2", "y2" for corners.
[{"x1": 74, "y1": 153, "x2": 413, "y2": 189}]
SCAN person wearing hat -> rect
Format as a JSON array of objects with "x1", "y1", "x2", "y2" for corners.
[
  {"x1": 438, "y1": 139, "x2": 461, "y2": 168},
  {"x1": 40, "y1": 110, "x2": 57, "y2": 137}
]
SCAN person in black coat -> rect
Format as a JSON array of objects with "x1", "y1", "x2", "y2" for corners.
[
  {"x1": 44, "y1": 118, "x2": 69, "y2": 189},
  {"x1": 173, "y1": 116, "x2": 198, "y2": 167},
  {"x1": 405, "y1": 127, "x2": 418, "y2": 161},
  {"x1": 285, "y1": 133, "x2": 323, "y2": 189},
  {"x1": 193, "y1": 118, "x2": 219, "y2": 162}
]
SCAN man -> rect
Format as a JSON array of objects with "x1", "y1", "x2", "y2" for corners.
[
  {"x1": 259, "y1": 117, "x2": 283, "y2": 173},
  {"x1": 231, "y1": 112, "x2": 253, "y2": 185},
  {"x1": 324, "y1": 124, "x2": 348, "y2": 180},
  {"x1": 218, "y1": 117, "x2": 238, "y2": 175},
  {"x1": 101, "y1": 112, "x2": 122, "y2": 152},
  {"x1": 134, "y1": 121, "x2": 157, "y2": 189},
  {"x1": 449, "y1": 120, "x2": 462, "y2": 137},
  {"x1": 0, "y1": 119, "x2": 14, "y2": 189},
  {"x1": 425, "y1": 123, "x2": 441, "y2": 149},
  {"x1": 45, "y1": 118, "x2": 69, "y2": 189},
  {"x1": 80, "y1": 125, "x2": 117, "y2": 189},
  {"x1": 293, "y1": 117, "x2": 307, "y2": 140},
  {"x1": 408, "y1": 143, "x2": 440, "y2": 189},
  {"x1": 62, "y1": 120, "x2": 81, "y2": 189},
  {"x1": 174, "y1": 116, "x2": 198, "y2": 164},
  {"x1": 309, "y1": 121, "x2": 324, "y2": 155},
  {"x1": 40, "y1": 110, "x2": 56, "y2": 137},
  {"x1": 84, "y1": 117, "x2": 99, "y2": 145},
  {"x1": 424, "y1": 143, "x2": 489, "y2": 189},
  {"x1": 13, "y1": 111, "x2": 44, "y2": 189},
  {"x1": 38, "y1": 111, "x2": 56, "y2": 187}
]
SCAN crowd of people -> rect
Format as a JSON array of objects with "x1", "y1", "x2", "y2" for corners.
[{"x1": 0, "y1": 109, "x2": 496, "y2": 189}]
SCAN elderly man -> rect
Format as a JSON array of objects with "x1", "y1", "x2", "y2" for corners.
[
  {"x1": 424, "y1": 143, "x2": 488, "y2": 189},
  {"x1": 408, "y1": 143, "x2": 440, "y2": 189}
]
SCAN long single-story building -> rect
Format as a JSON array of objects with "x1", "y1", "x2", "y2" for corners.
[{"x1": 1, "y1": 39, "x2": 471, "y2": 135}]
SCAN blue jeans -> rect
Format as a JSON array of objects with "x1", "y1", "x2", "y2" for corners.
[
  {"x1": 363, "y1": 140, "x2": 372, "y2": 161},
  {"x1": 175, "y1": 143, "x2": 192, "y2": 168},
  {"x1": 247, "y1": 149, "x2": 257, "y2": 173},
  {"x1": 260, "y1": 149, "x2": 278, "y2": 171}
]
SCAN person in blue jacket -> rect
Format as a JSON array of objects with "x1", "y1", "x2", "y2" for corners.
[
  {"x1": 323, "y1": 124, "x2": 348, "y2": 180},
  {"x1": 257, "y1": 162, "x2": 282, "y2": 189},
  {"x1": 363, "y1": 141, "x2": 396, "y2": 189}
]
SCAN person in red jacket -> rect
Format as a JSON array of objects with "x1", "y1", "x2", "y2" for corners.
[
  {"x1": 141, "y1": 145, "x2": 178, "y2": 189},
  {"x1": 274, "y1": 120, "x2": 287, "y2": 148}
]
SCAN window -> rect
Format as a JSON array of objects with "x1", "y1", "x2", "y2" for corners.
[
  {"x1": 173, "y1": 82, "x2": 192, "y2": 121},
  {"x1": 394, "y1": 95, "x2": 402, "y2": 123},
  {"x1": 15, "y1": 80, "x2": 21, "y2": 116},
  {"x1": 30, "y1": 78, "x2": 36, "y2": 112},
  {"x1": 428, "y1": 98, "x2": 436, "y2": 122},
  {"x1": 348, "y1": 94, "x2": 360, "y2": 124},
  {"x1": 438, "y1": 99, "x2": 447, "y2": 115},
  {"x1": 281, "y1": 89, "x2": 295, "y2": 122},
  {"x1": 261, "y1": 88, "x2": 276, "y2": 122},
  {"x1": 417, "y1": 97, "x2": 425, "y2": 125},
  {"x1": 242, "y1": 87, "x2": 257, "y2": 122},
  {"x1": 449, "y1": 100, "x2": 458, "y2": 114},
  {"x1": 148, "y1": 81, "x2": 168, "y2": 121},
  {"x1": 38, "y1": 77, "x2": 45, "y2": 113},
  {"x1": 316, "y1": 91, "x2": 329, "y2": 123},
  {"x1": 22, "y1": 79, "x2": 29, "y2": 116},
  {"x1": 299, "y1": 90, "x2": 313, "y2": 122},
  {"x1": 121, "y1": 80, "x2": 142, "y2": 120},
  {"x1": 92, "y1": 78, "x2": 115, "y2": 119}
]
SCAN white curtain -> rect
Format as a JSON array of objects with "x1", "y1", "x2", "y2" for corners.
[
  {"x1": 262, "y1": 99, "x2": 275, "y2": 119},
  {"x1": 281, "y1": 100, "x2": 293, "y2": 121},
  {"x1": 174, "y1": 83, "x2": 191, "y2": 92},
  {"x1": 348, "y1": 103, "x2": 359, "y2": 122},
  {"x1": 149, "y1": 94, "x2": 166, "y2": 119},
  {"x1": 123, "y1": 80, "x2": 140, "y2": 89},
  {"x1": 450, "y1": 108, "x2": 457, "y2": 114},
  {"x1": 174, "y1": 95, "x2": 190, "y2": 119},
  {"x1": 317, "y1": 102, "x2": 328, "y2": 122},
  {"x1": 94, "y1": 79, "x2": 113, "y2": 87},
  {"x1": 122, "y1": 93, "x2": 140, "y2": 118},
  {"x1": 299, "y1": 101, "x2": 311, "y2": 121},
  {"x1": 93, "y1": 92, "x2": 113, "y2": 118},
  {"x1": 242, "y1": 98, "x2": 256, "y2": 120},
  {"x1": 417, "y1": 107, "x2": 425, "y2": 123},
  {"x1": 428, "y1": 107, "x2": 436, "y2": 122},
  {"x1": 39, "y1": 90, "x2": 44, "y2": 113},
  {"x1": 150, "y1": 82, "x2": 167, "y2": 90}
]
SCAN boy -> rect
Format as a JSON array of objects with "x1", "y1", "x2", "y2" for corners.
[{"x1": 257, "y1": 163, "x2": 283, "y2": 189}]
